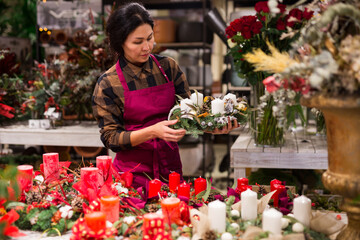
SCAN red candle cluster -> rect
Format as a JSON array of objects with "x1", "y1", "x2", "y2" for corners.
[
  {"x1": 194, "y1": 177, "x2": 206, "y2": 196},
  {"x1": 148, "y1": 179, "x2": 162, "y2": 198},
  {"x1": 100, "y1": 195, "x2": 119, "y2": 223},
  {"x1": 96, "y1": 155, "x2": 113, "y2": 185},
  {"x1": 43, "y1": 153, "x2": 60, "y2": 182},
  {"x1": 169, "y1": 172, "x2": 180, "y2": 193},
  {"x1": 270, "y1": 179, "x2": 286, "y2": 207},
  {"x1": 177, "y1": 181, "x2": 190, "y2": 198},
  {"x1": 17, "y1": 165, "x2": 33, "y2": 193},
  {"x1": 236, "y1": 177, "x2": 252, "y2": 193}
]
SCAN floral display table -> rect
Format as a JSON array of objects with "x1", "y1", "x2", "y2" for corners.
[
  {"x1": 0, "y1": 121, "x2": 102, "y2": 147},
  {"x1": 231, "y1": 130, "x2": 328, "y2": 180}
]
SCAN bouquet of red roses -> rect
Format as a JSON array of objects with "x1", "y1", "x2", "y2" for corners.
[{"x1": 226, "y1": 1, "x2": 313, "y2": 85}]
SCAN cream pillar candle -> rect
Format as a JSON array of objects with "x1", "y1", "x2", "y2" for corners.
[
  {"x1": 262, "y1": 208, "x2": 283, "y2": 236},
  {"x1": 208, "y1": 200, "x2": 226, "y2": 233},
  {"x1": 211, "y1": 98, "x2": 225, "y2": 114},
  {"x1": 190, "y1": 92, "x2": 203, "y2": 107},
  {"x1": 241, "y1": 189, "x2": 257, "y2": 220},
  {"x1": 293, "y1": 195, "x2": 312, "y2": 227},
  {"x1": 223, "y1": 93, "x2": 237, "y2": 104},
  {"x1": 180, "y1": 98, "x2": 193, "y2": 112}
]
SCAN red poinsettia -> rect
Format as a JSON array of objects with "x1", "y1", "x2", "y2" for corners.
[{"x1": 0, "y1": 209, "x2": 26, "y2": 238}]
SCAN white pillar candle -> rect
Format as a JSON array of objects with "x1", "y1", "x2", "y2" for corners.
[
  {"x1": 180, "y1": 98, "x2": 194, "y2": 112},
  {"x1": 208, "y1": 200, "x2": 226, "y2": 233},
  {"x1": 223, "y1": 93, "x2": 237, "y2": 104},
  {"x1": 262, "y1": 208, "x2": 283, "y2": 236},
  {"x1": 293, "y1": 195, "x2": 312, "y2": 227},
  {"x1": 190, "y1": 92, "x2": 203, "y2": 107},
  {"x1": 211, "y1": 98, "x2": 225, "y2": 114},
  {"x1": 241, "y1": 189, "x2": 258, "y2": 220}
]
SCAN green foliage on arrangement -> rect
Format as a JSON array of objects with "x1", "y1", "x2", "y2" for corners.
[{"x1": 169, "y1": 95, "x2": 249, "y2": 138}]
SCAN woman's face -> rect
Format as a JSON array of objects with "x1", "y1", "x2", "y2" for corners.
[{"x1": 123, "y1": 23, "x2": 154, "y2": 65}]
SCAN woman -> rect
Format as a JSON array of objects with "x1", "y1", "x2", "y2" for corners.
[{"x1": 92, "y1": 2, "x2": 238, "y2": 194}]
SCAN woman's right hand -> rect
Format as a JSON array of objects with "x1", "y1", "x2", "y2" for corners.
[{"x1": 152, "y1": 120, "x2": 186, "y2": 142}]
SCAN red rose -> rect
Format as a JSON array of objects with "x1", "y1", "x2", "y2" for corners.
[
  {"x1": 276, "y1": 18, "x2": 286, "y2": 30},
  {"x1": 263, "y1": 76, "x2": 281, "y2": 93},
  {"x1": 241, "y1": 26, "x2": 252, "y2": 39},
  {"x1": 255, "y1": 1, "x2": 269, "y2": 13},
  {"x1": 278, "y1": 4, "x2": 287, "y2": 13},
  {"x1": 251, "y1": 21, "x2": 263, "y2": 34},
  {"x1": 289, "y1": 8, "x2": 303, "y2": 20},
  {"x1": 290, "y1": 77, "x2": 310, "y2": 94},
  {"x1": 303, "y1": 8, "x2": 314, "y2": 20}
]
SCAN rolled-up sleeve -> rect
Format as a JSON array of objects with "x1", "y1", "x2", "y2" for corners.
[{"x1": 92, "y1": 73, "x2": 132, "y2": 152}]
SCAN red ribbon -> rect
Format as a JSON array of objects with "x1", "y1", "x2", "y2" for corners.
[{"x1": 0, "y1": 103, "x2": 14, "y2": 118}]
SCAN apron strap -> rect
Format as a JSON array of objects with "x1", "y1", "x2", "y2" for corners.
[
  {"x1": 150, "y1": 54, "x2": 170, "y2": 83},
  {"x1": 116, "y1": 60, "x2": 129, "y2": 92}
]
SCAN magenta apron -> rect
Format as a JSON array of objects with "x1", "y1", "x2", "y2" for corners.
[{"x1": 113, "y1": 55, "x2": 183, "y2": 195}]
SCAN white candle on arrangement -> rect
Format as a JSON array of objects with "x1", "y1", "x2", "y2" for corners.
[
  {"x1": 211, "y1": 98, "x2": 225, "y2": 114},
  {"x1": 180, "y1": 98, "x2": 194, "y2": 112},
  {"x1": 293, "y1": 195, "x2": 312, "y2": 227},
  {"x1": 190, "y1": 92, "x2": 203, "y2": 107},
  {"x1": 208, "y1": 200, "x2": 226, "y2": 233},
  {"x1": 262, "y1": 208, "x2": 283, "y2": 236},
  {"x1": 223, "y1": 93, "x2": 237, "y2": 104},
  {"x1": 241, "y1": 189, "x2": 258, "y2": 220}
]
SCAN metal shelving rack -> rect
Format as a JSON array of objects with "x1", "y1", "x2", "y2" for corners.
[{"x1": 103, "y1": 0, "x2": 213, "y2": 177}]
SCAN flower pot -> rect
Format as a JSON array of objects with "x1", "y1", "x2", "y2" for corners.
[{"x1": 301, "y1": 94, "x2": 360, "y2": 240}]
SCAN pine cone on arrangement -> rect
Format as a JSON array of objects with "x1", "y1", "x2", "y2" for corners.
[
  {"x1": 147, "y1": 204, "x2": 159, "y2": 213},
  {"x1": 26, "y1": 191, "x2": 43, "y2": 205},
  {"x1": 204, "y1": 230, "x2": 217, "y2": 240},
  {"x1": 207, "y1": 192, "x2": 216, "y2": 202},
  {"x1": 71, "y1": 196, "x2": 85, "y2": 212},
  {"x1": 257, "y1": 185, "x2": 268, "y2": 196},
  {"x1": 161, "y1": 184, "x2": 169, "y2": 192}
]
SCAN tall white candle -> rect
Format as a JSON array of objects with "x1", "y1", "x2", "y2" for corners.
[
  {"x1": 211, "y1": 98, "x2": 225, "y2": 114},
  {"x1": 223, "y1": 93, "x2": 237, "y2": 104},
  {"x1": 241, "y1": 189, "x2": 257, "y2": 220},
  {"x1": 262, "y1": 208, "x2": 283, "y2": 236},
  {"x1": 293, "y1": 195, "x2": 312, "y2": 227},
  {"x1": 180, "y1": 98, "x2": 194, "y2": 112},
  {"x1": 190, "y1": 92, "x2": 203, "y2": 107},
  {"x1": 208, "y1": 200, "x2": 226, "y2": 233}
]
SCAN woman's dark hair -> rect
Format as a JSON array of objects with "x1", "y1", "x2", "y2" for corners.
[{"x1": 106, "y1": 2, "x2": 154, "y2": 56}]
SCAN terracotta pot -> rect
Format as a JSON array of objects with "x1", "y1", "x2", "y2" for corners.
[
  {"x1": 153, "y1": 19, "x2": 177, "y2": 43},
  {"x1": 73, "y1": 146, "x2": 103, "y2": 158},
  {"x1": 301, "y1": 94, "x2": 360, "y2": 240}
]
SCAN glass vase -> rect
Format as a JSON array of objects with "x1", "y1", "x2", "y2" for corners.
[{"x1": 250, "y1": 74, "x2": 284, "y2": 147}]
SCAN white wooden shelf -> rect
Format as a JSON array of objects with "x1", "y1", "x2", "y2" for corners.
[
  {"x1": 0, "y1": 122, "x2": 103, "y2": 147},
  {"x1": 231, "y1": 129, "x2": 328, "y2": 180}
]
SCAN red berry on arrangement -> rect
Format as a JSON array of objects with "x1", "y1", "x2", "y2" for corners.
[{"x1": 336, "y1": 214, "x2": 342, "y2": 220}]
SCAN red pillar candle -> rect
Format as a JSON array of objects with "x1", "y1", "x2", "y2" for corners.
[
  {"x1": 43, "y1": 153, "x2": 60, "y2": 181},
  {"x1": 96, "y1": 155, "x2": 113, "y2": 185},
  {"x1": 169, "y1": 172, "x2": 180, "y2": 193},
  {"x1": 84, "y1": 211, "x2": 106, "y2": 232},
  {"x1": 237, "y1": 178, "x2": 249, "y2": 187},
  {"x1": 194, "y1": 177, "x2": 207, "y2": 196},
  {"x1": 100, "y1": 195, "x2": 119, "y2": 223},
  {"x1": 148, "y1": 179, "x2": 162, "y2": 198},
  {"x1": 177, "y1": 181, "x2": 190, "y2": 198},
  {"x1": 81, "y1": 167, "x2": 103, "y2": 188},
  {"x1": 270, "y1": 179, "x2": 282, "y2": 190},
  {"x1": 239, "y1": 184, "x2": 253, "y2": 193},
  {"x1": 17, "y1": 165, "x2": 33, "y2": 192},
  {"x1": 161, "y1": 197, "x2": 181, "y2": 225},
  {"x1": 272, "y1": 184, "x2": 286, "y2": 208}
]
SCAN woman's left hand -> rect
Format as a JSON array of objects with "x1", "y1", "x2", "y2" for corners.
[{"x1": 206, "y1": 118, "x2": 239, "y2": 135}]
